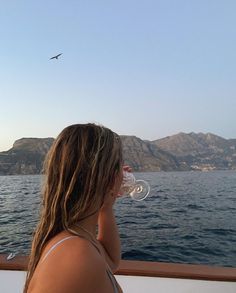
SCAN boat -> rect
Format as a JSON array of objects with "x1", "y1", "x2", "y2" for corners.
[{"x1": 0, "y1": 254, "x2": 236, "y2": 292}]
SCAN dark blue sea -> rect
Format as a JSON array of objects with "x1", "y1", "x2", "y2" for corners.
[{"x1": 0, "y1": 171, "x2": 236, "y2": 267}]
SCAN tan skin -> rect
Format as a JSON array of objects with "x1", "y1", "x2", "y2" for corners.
[{"x1": 28, "y1": 166, "x2": 132, "y2": 293}]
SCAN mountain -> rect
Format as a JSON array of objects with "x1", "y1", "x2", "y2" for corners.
[
  {"x1": 152, "y1": 132, "x2": 236, "y2": 171},
  {"x1": 0, "y1": 132, "x2": 236, "y2": 175},
  {"x1": 121, "y1": 136, "x2": 179, "y2": 171},
  {"x1": 0, "y1": 136, "x2": 179, "y2": 175},
  {"x1": 0, "y1": 138, "x2": 54, "y2": 175}
]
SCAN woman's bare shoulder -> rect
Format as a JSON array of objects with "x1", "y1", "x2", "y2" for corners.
[{"x1": 33, "y1": 236, "x2": 109, "y2": 293}]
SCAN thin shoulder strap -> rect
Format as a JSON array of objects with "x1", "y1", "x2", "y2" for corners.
[
  {"x1": 40, "y1": 231, "x2": 121, "y2": 293},
  {"x1": 69, "y1": 229, "x2": 121, "y2": 293},
  {"x1": 107, "y1": 269, "x2": 120, "y2": 293},
  {"x1": 41, "y1": 236, "x2": 78, "y2": 263},
  {"x1": 69, "y1": 228, "x2": 120, "y2": 276},
  {"x1": 68, "y1": 228, "x2": 103, "y2": 255}
]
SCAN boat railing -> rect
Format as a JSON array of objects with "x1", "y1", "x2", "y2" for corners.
[{"x1": 0, "y1": 254, "x2": 236, "y2": 282}]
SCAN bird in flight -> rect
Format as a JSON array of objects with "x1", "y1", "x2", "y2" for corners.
[{"x1": 50, "y1": 53, "x2": 62, "y2": 60}]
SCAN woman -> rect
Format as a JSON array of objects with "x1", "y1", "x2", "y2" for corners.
[{"x1": 24, "y1": 123, "x2": 129, "y2": 293}]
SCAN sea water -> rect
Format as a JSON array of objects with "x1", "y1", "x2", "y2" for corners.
[{"x1": 0, "y1": 171, "x2": 236, "y2": 267}]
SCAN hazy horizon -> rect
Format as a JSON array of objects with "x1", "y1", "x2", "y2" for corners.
[{"x1": 1, "y1": 1, "x2": 235, "y2": 151}]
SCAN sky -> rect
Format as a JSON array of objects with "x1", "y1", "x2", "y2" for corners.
[{"x1": 0, "y1": 0, "x2": 236, "y2": 151}]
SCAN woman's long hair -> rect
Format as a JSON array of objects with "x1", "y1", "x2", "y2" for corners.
[{"x1": 24, "y1": 123, "x2": 123, "y2": 292}]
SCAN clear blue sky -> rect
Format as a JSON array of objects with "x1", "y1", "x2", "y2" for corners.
[{"x1": 0, "y1": 0, "x2": 236, "y2": 151}]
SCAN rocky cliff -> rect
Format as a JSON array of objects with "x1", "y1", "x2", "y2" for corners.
[
  {"x1": 0, "y1": 132, "x2": 236, "y2": 175},
  {"x1": 152, "y1": 132, "x2": 236, "y2": 171},
  {"x1": 121, "y1": 136, "x2": 179, "y2": 171},
  {"x1": 0, "y1": 138, "x2": 54, "y2": 175}
]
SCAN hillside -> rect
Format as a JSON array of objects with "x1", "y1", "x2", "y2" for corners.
[
  {"x1": 0, "y1": 132, "x2": 236, "y2": 175},
  {"x1": 152, "y1": 132, "x2": 236, "y2": 171},
  {"x1": 0, "y1": 138, "x2": 54, "y2": 175},
  {"x1": 121, "y1": 136, "x2": 179, "y2": 171}
]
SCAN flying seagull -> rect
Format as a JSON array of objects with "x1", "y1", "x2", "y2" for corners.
[{"x1": 50, "y1": 53, "x2": 62, "y2": 60}]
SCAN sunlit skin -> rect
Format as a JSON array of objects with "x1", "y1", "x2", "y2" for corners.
[{"x1": 28, "y1": 165, "x2": 132, "y2": 293}]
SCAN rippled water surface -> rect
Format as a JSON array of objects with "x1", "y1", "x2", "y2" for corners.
[{"x1": 0, "y1": 171, "x2": 236, "y2": 267}]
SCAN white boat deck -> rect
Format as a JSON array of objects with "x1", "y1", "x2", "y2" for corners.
[{"x1": 1, "y1": 270, "x2": 236, "y2": 293}]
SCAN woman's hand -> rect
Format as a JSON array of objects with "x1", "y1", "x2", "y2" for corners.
[
  {"x1": 100, "y1": 165, "x2": 132, "y2": 210},
  {"x1": 117, "y1": 165, "x2": 132, "y2": 197},
  {"x1": 123, "y1": 165, "x2": 132, "y2": 173}
]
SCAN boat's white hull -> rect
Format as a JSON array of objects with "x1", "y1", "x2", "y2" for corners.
[
  {"x1": 1, "y1": 270, "x2": 236, "y2": 293},
  {"x1": 117, "y1": 275, "x2": 236, "y2": 293}
]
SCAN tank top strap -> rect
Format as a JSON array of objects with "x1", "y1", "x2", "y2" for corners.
[
  {"x1": 40, "y1": 230, "x2": 122, "y2": 292},
  {"x1": 40, "y1": 236, "x2": 78, "y2": 263},
  {"x1": 106, "y1": 269, "x2": 120, "y2": 293},
  {"x1": 68, "y1": 228, "x2": 103, "y2": 255},
  {"x1": 68, "y1": 228, "x2": 122, "y2": 292}
]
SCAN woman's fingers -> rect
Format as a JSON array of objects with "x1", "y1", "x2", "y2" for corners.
[{"x1": 123, "y1": 165, "x2": 132, "y2": 172}]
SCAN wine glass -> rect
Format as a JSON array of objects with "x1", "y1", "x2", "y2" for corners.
[{"x1": 120, "y1": 171, "x2": 150, "y2": 201}]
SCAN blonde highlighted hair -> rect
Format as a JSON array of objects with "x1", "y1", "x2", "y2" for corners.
[{"x1": 24, "y1": 123, "x2": 122, "y2": 292}]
